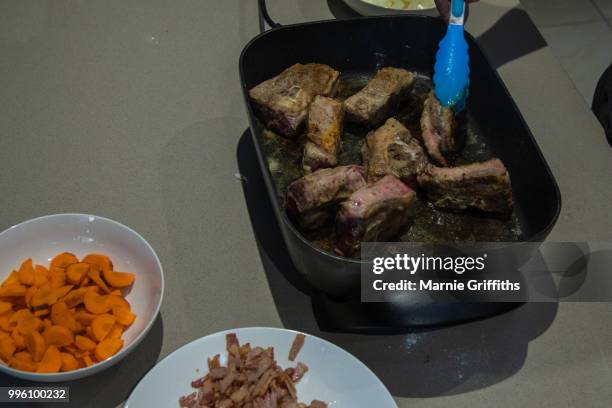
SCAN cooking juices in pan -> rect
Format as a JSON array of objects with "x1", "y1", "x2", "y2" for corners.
[{"x1": 258, "y1": 72, "x2": 524, "y2": 255}]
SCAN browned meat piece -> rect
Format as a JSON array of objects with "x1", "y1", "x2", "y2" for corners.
[
  {"x1": 362, "y1": 118, "x2": 429, "y2": 184},
  {"x1": 417, "y1": 158, "x2": 514, "y2": 213},
  {"x1": 420, "y1": 91, "x2": 457, "y2": 166},
  {"x1": 303, "y1": 96, "x2": 344, "y2": 173},
  {"x1": 249, "y1": 63, "x2": 340, "y2": 138},
  {"x1": 310, "y1": 401, "x2": 328, "y2": 408},
  {"x1": 335, "y1": 175, "x2": 417, "y2": 258},
  {"x1": 288, "y1": 333, "x2": 305, "y2": 361},
  {"x1": 344, "y1": 67, "x2": 414, "y2": 127},
  {"x1": 286, "y1": 165, "x2": 367, "y2": 230}
]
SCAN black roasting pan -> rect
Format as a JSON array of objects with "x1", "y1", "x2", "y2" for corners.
[{"x1": 239, "y1": 15, "x2": 561, "y2": 298}]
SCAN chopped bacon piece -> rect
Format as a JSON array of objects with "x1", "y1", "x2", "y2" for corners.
[{"x1": 288, "y1": 334, "x2": 306, "y2": 361}]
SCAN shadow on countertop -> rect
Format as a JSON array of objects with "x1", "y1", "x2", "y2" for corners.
[
  {"x1": 236, "y1": 130, "x2": 558, "y2": 398},
  {"x1": 0, "y1": 314, "x2": 164, "y2": 408}
]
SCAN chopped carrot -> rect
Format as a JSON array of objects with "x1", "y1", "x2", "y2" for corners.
[
  {"x1": 2, "y1": 271, "x2": 20, "y2": 287},
  {"x1": 0, "y1": 333, "x2": 16, "y2": 360},
  {"x1": 42, "y1": 325, "x2": 74, "y2": 347},
  {"x1": 66, "y1": 263, "x2": 90, "y2": 285},
  {"x1": 0, "y1": 301, "x2": 11, "y2": 315},
  {"x1": 11, "y1": 328, "x2": 25, "y2": 349},
  {"x1": 87, "y1": 264, "x2": 111, "y2": 293},
  {"x1": 95, "y1": 338, "x2": 123, "y2": 361},
  {"x1": 107, "y1": 324, "x2": 124, "y2": 340},
  {"x1": 82, "y1": 353, "x2": 94, "y2": 367},
  {"x1": 91, "y1": 314, "x2": 116, "y2": 342},
  {"x1": 59, "y1": 352, "x2": 79, "y2": 371},
  {"x1": 0, "y1": 284, "x2": 27, "y2": 297},
  {"x1": 50, "y1": 301, "x2": 78, "y2": 332},
  {"x1": 0, "y1": 252, "x2": 136, "y2": 373},
  {"x1": 50, "y1": 252, "x2": 78, "y2": 270},
  {"x1": 10, "y1": 309, "x2": 42, "y2": 335},
  {"x1": 102, "y1": 270, "x2": 135, "y2": 289},
  {"x1": 83, "y1": 291, "x2": 110, "y2": 314},
  {"x1": 37, "y1": 345, "x2": 61, "y2": 373},
  {"x1": 48, "y1": 267, "x2": 66, "y2": 289},
  {"x1": 107, "y1": 294, "x2": 130, "y2": 310},
  {"x1": 33, "y1": 265, "x2": 49, "y2": 287},
  {"x1": 24, "y1": 331, "x2": 46, "y2": 362},
  {"x1": 18, "y1": 259, "x2": 35, "y2": 286},
  {"x1": 75, "y1": 335, "x2": 97, "y2": 351},
  {"x1": 111, "y1": 306, "x2": 136, "y2": 326}
]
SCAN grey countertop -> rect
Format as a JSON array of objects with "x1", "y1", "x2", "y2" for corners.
[{"x1": 1, "y1": 0, "x2": 611, "y2": 407}]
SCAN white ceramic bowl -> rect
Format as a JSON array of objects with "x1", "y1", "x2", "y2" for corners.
[
  {"x1": 343, "y1": 0, "x2": 439, "y2": 16},
  {"x1": 0, "y1": 214, "x2": 164, "y2": 382},
  {"x1": 126, "y1": 327, "x2": 397, "y2": 407}
]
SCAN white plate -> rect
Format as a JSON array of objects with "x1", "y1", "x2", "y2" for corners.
[
  {"x1": 126, "y1": 327, "x2": 397, "y2": 407},
  {"x1": 343, "y1": 0, "x2": 438, "y2": 16}
]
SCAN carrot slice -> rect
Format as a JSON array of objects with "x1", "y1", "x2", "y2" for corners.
[
  {"x1": 75, "y1": 310, "x2": 96, "y2": 325},
  {"x1": 102, "y1": 270, "x2": 135, "y2": 289},
  {"x1": 13, "y1": 351, "x2": 33, "y2": 361},
  {"x1": 83, "y1": 292, "x2": 110, "y2": 314},
  {"x1": 0, "y1": 334, "x2": 16, "y2": 360},
  {"x1": 91, "y1": 314, "x2": 115, "y2": 342},
  {"x1": 30, "y1": 284, "x2": 52, "y2": 308},
  {"x1": 87, "y1": 264, "x2": 111, "y2": 293},
  {"x1": 10, "y1": 309, "x2": 42, "y2": 334},
  {"x1": 24, "y1": 286, "x2": 37, "y2": 309},
  {"x1": 33, "y1": 265, "x2": 49, "y2": 287},
  {"x1": 111, "y1": 306, "x2": 136, "y2": 326},
  {"x1": 50, "y1": 252, "x2": 78, "y2": 270},
  {"x1": 82, "y1": 254, "x2": 113, "y2": 273},
  {"x1": 107, "y1": 324, "x2": 124, "y2": 340},
  {"x1": 75, "y1": 335, "x2": 96, "y2": 351},
  {"x1": 48, "y1": 267, "x2": 66, "y2": 289},
  {"x1": 63, "y1": 287, "x2": 88, "y2": 308},
  {"x1": 66, "y1": 263, "x2": 90, "y2": 285},
  {"x1": 17, "y1": 259, "x2": 35, "y2": 286},
  {"x1": 42, "y1": 325, "x2": 74, "y2": 347},
  {"x1": 106, "y1": 295, "x2": 130, "y2": 310},
  {"x1": 48, "y1": 285, "x2": 74, "y2": 305},
  {"x1": 42, "y1": 318, "x2": 52, "y2": 328},
  {"x1": 24, "y1": 331, "x2": 46, "y2": 362},
  {"x1": 37, "y1": 345, "x2": 61, "y2": 373},
  {"x1": 9, "y1": 357, "x2": 38, "y2": 372},
  {"x1": 82, "y1": 353, "x2": 94, "y2": 367},
  {"x1": 0, "y1": 284, "x2": 27, "y2": 297},
  {"x1": 0, "y1": 301, "x2": 11, "y2": 315},
  {"x1": 0, "y1": 312, "x2": 17, "y2": 332},
  {"x1": 2, "y1": 271, "x2": 19, "y2": 287},
  {"x1": 11, "y1": 328, "x2": 25, "y2": 349},
  {"x1": 59, "y1": 352, "x2": 79, "y2": 371},
  {"x1": 50, "y1": 300, "x2": 78, "y2": 331},
  {"x1": 94, "y1": 338, "x2": 123, "y2": 361}
]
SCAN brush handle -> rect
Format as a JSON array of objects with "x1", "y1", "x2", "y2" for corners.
[{"x1": 449, "y1": 0, "x2": 465, "y2": 26}]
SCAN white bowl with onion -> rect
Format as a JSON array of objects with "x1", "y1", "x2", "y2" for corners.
[{"x1": 343, "y1": 0, "x2": 439, "y2": 16}]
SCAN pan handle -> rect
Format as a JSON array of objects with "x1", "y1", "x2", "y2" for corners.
[{"x1": 258, "y1": 0, "x2": 281, "y2": 33}]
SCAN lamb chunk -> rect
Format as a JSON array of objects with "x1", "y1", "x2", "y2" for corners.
[
  {"x1": 362, "y1": 118, "x2": 428, "y2": 184},
  {"x1": 420, "y1": 91, "x2": 457, "y2": 166},
  {"x1": 417, "y1": 158, "x2": 513, "y2": 213},
  {"x1": 286, "y1": 165, "x2": 367, "y2": 230},
  {"x1": 303, "y1": 96, "x2": 344, "y2": 173},
  {"x1": 249, "y1": 63, "x2": 340, "y2": 138},
  {"x1": 310, "y1": 401, "x2": 327, "y2": 408},
  {"x1": 288, "y1": 334, "x2": 305, "y2": 361},
  {"x1": 335, "y1": 175, "x2": 417, "y2": 258},
  {"x1": 344, "y1": 67, "x2": 414, "y2": 127}
]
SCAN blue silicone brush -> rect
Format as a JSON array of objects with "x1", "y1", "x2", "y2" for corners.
[{"x1": 433, "y1": 0, "x2": 470, "y2": 113}]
